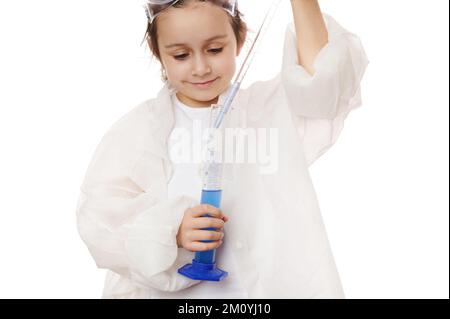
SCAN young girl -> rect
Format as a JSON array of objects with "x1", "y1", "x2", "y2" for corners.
[{"x1": 76, "y1": 0, "x2": 368, "y2": 298}]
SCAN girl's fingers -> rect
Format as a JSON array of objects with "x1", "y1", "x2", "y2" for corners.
[
  {"x1": 189, "y1": 204, "x2": 224, "y2": 219},
  {"x1": 189, "y1": 240, "x2": 223, "y2": 252},
  {"x1": 192, "y1": 217, "x2": 225, "y2": 230},
  {"x1": 189, "y1": 229, "x2": 224, "y2": 242}
]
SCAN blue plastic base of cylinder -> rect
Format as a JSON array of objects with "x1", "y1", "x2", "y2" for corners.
[{"x1": 178, "y1": 259, "x2": 228, "y2": 281}]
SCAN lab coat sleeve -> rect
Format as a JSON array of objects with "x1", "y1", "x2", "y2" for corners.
[
  {"x1": 76, "y1": 115, "x2": 200, "y2": 293},
  {"x1": 282, "y1": 13, "x2": 369, "y2": 166}
]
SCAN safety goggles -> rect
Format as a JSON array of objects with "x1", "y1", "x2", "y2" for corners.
[{"x1": 145, "y1": 0, "x2": 237, "y2": 23}]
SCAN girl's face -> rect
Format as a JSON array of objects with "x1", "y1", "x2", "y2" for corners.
[{"x1": 156, "y1": 1, "x2": 241, "y2": 107}]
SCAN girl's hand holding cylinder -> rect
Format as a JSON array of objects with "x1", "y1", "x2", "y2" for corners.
[{"x1": 177, "y1": 204, "x2": 229, "y2": 252}]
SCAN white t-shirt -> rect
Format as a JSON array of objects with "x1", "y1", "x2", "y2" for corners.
[{"x1": 164, "y1": 94, "x2": 248, "y2": 299}]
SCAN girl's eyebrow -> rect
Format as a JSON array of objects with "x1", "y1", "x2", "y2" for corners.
[{"x1": 164, "y1": 34, "x2": 228, "y2": 49}]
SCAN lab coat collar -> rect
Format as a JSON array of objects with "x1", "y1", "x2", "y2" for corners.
[{"x1": 145, "y1": 84, "x2": 174, "y2": 162}]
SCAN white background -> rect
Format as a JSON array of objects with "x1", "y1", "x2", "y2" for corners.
[{"x1": 0, "y1": 0, "x2": 448, "y2": 299}]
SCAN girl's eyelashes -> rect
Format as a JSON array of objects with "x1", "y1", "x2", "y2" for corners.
[
  {"x1": 209, "y1": 47, "x2": 223, "y2": 54},
  {"x1": 172, "y1": 48, "x2": 224, "y2": 61},
  {"x1": 174, "y1": 53, "x2": 189, "y2": 60}
]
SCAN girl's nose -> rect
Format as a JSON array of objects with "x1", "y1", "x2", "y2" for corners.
[{"x1": 192, "y1": 55, "x2": 211, "y2": 77}]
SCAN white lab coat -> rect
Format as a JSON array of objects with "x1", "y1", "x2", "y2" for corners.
[{"x1": 76, "y1": 13, "x2": 369, "y2": 299}]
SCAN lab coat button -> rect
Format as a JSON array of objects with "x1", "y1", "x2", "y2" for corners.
[{"x1": 235, "y1": 241, "x2": 244, "y2": 250}]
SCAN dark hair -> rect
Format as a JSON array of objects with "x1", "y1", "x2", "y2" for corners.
[{"x1": 144, "y1": 0, "x2": 248, "y2": 62}]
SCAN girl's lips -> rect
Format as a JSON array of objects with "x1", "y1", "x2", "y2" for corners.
[{"x1": 190, "y1": 77, "x2": 218, "y2": 89}]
